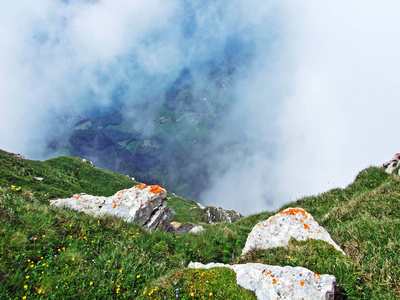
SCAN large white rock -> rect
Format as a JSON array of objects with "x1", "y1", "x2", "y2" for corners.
[
  {"x1": 242, "y1": 208, "x2": 345, "y2": 256},
  {"x1": 189, "y1": 262, "x2": 336, "y2": 300},
  {"x1": 49, "y1": 184, "x2": 174, "y2": 231}
]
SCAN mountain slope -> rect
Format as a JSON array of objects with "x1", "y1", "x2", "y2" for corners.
[{"x1": 1, "y1": 151, "x2": 399, "y2": 299}]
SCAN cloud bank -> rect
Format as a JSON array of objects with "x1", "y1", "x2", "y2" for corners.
[{"x1": 1, "y1": 0, "x2": 400, "y2": 214}]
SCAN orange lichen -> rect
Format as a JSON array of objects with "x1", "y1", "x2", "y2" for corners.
[
  {"x1": 300, "y1": 281, "x2": 305, "y2": 286},
  {"x1": 82, "y1": 200, "x2": 88, "y2": 203},
  {"x1": 279, "y1": 208, "x2": 308, "y2": 219},
  {"x1": 313, "y1": 273, "x2": 320, "y2": 279},
  {"x1": 266, "y1": 271, "x2": 272, "y2": 275},
  {"x1": 149, "y1": 185, "x2": 164, "y2": 194},
  {"x1": 135, "y1": 184, "x2": 148, "y2": 190},
  {"x1": 272, "y1": 279, "x2": 277, "y2": 284},
  {"x1": 134, "y1": 184, "x2": 164, "y2": 195},
  {"x1": 303, "y1": 224, "x2": 310, "y2": 230}
]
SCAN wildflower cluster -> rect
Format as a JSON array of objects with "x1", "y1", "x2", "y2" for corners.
[{"x1": 11, "y1": 185, "x2": 21, "y2": 191}]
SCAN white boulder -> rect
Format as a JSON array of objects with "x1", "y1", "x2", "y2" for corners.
[
  {"x1": 49, "y1": 184, "x2": 174, "y2": 231},
  {"x1": 242, "y1": 208, "x2": 345, "y2": 256},
  {"x1": 189, "y1": 262, "x2": 336, "y2": 300}
]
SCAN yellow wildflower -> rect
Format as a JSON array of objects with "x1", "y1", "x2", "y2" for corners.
[
  {"x1": 136, "y1": 275, "x2": 140, "y2": 278},
  {"x1": 72, "y1": 258, "x2": 75, "y2": 261},
  {"x1": 90, "y1": 282, "x2": 93, "y2": 286},
  {"x1": 38, "y1": 290, "x2": 42, "y2": 294},
  {"x1": 209, "y1": 292, "x2": 213, "y2": 296},
  {"x1": 23, "y1": 296, "x2": 26, "y2": 300},
  {"x1": 191, "y1": 292, "x2": 194, "y2": 297},
  {"x1": 24, "y1": 285, "x2": 27, "y2": 289}
]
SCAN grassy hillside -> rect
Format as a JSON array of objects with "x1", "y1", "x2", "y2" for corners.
[
  {"x1": 1, "y1": 151, "x2": 399, "y2": 299},
  {"x1": 0, "y1": 150, "x2": 203, "y2": 223}
]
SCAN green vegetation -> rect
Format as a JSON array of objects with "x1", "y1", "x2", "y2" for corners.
[{"x1": 1, "y1": 151, "x2": 399, "y2": 299}]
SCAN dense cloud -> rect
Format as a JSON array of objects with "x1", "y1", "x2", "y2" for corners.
[{"x1": 1, "y1": 0, "x2": 399, "y2": 214}]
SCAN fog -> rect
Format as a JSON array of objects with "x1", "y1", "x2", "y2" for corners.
[{"x1": 1, "y1": 0, "x2": 399, "y2": 214}]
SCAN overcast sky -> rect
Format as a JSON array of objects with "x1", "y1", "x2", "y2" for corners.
[{"x1": 1, "y1": 0, "x2": 399, "y2": 214}]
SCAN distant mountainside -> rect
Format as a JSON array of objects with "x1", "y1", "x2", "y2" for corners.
[{"x1": 47, "y1": 68, "x2": 237, "y2": 200}]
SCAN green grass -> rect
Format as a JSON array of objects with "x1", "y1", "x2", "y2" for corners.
[
  {"x1": 0, "y1": 149, "x2": 206, "y2": 222},
  {"x1": 1, "y1": 151, "x2": 400, "y2": 299}
]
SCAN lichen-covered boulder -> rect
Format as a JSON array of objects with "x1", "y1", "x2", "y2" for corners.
[
  {"x1": 50, "y1": 184, "x2": 174, "y2": 231},
  {"x1": 242, "y1": 208, "x2": 345, "y2": 256},
  {"x1": 189, "y1": 262, "x2": 336, "y2": 300}
]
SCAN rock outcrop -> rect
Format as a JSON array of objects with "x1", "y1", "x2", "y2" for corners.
[
  {"x1": 242, "y1": 208, "x2": 345, "y2": 256},
  {"x1": 50, "y1": 184, "x2": 174, "y2": 231},
  {"x1": 189, "y1": 262, "x2": 336, "y2": 300},
  {"x1": 192, "y1": 204, "x2": 243, "y2": 223}
]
